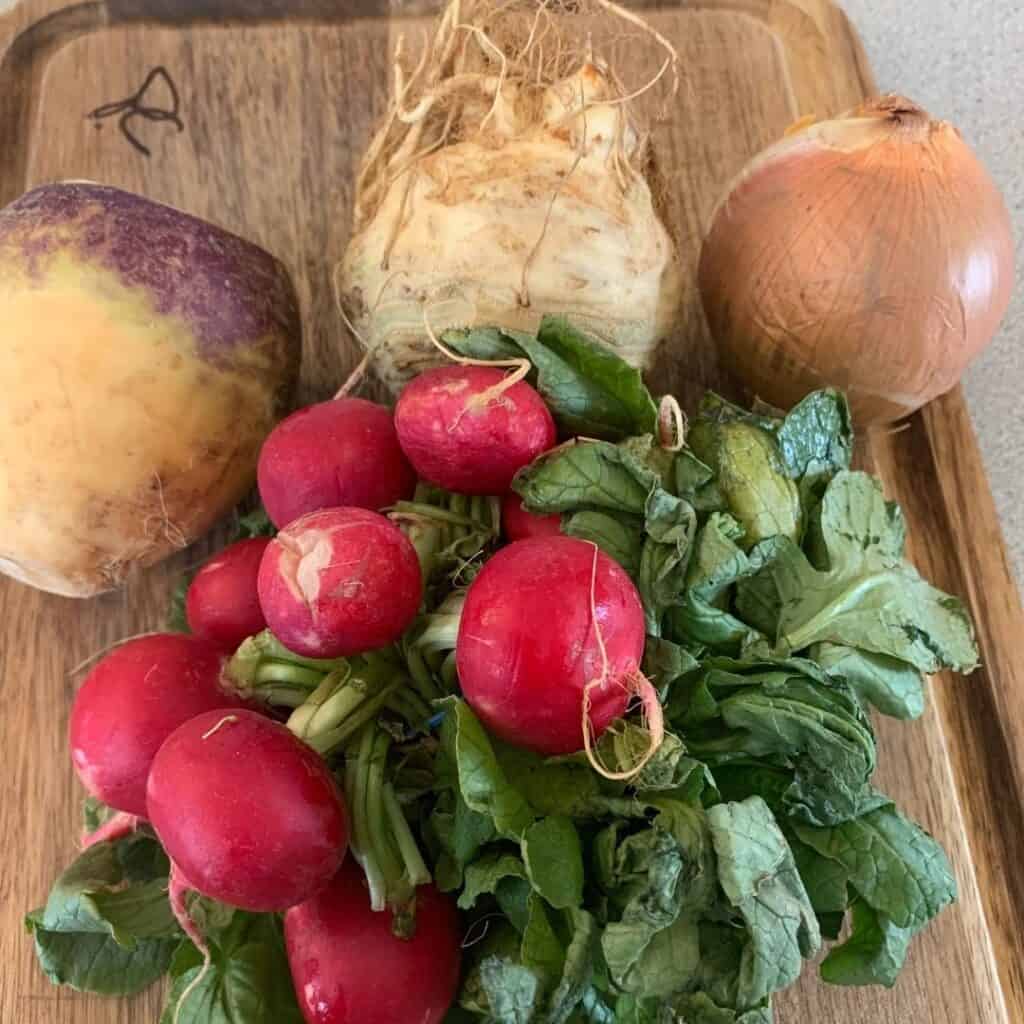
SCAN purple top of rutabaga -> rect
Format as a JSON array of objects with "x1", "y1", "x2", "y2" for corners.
[{"x1": 0, "y1": 182, "x2": 301, "y2": 359}]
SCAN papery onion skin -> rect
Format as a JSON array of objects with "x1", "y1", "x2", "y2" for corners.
[{"x1": 698, "y1": 95, "x2": 1014, "y2": 424}]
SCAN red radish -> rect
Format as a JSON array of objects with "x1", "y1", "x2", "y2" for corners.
[
  {"x1": 501, "y1": 491, "x2": 562, "y2": 541},
  {"x1": 185, "y1": 537, "x2": 272, "y2": 649},
  {"x1": 69, "y1": 634, "x2": 245, "y2": 817},
  {"x1": 147, "y1": 709, "x2": 348, "y2": 911},
  {"x1": 394, "y1": 366, "x2": 555, "y2": 494},
  {"x1": 258, "y1": 507, "x2": 422, "y2": 658},
  {"x1": 285, "y1": 860, "x2": 461, "y2": 1024},
  {"x1": 457, "y1": 536, "x2": 645, "y2": 755},
  {"x1": 258, "y1": 398, "x2": 416, "y2": 528}
]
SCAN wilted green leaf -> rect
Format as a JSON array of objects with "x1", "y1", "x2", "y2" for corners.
[
  {"x1": 737, "y1": 472, "x2": 979, "y2": 675},
  {"x1": 562, "y1": 510, "x2": 643, "y2": 578},
  {"x1": 460, "y1": 851, "x2": 528, "y2": 911},
  {"x1": 820, "y1": 899, "x2": 914, "y2": 988},
  {"x1": 161, "y1": 912, "x2": 302, "y2": 1024},
  {"x1": 442, "y1": 699, "x2": 535, "y2": 839},
  {"x1": 708, "y1": 797, "x2": 820, "y2": 1007},
  {"x1": 522, "y1": 817, "x2": 585, "y2": 910},
  {"x1": 814, "y1": 642, "x2": 925, "y2": 720},
  {"x1": 26, "y1": 835, "x2": 178, "y2": 997},
  {"x1": 792, "y1": 802, "x2": 956, "y2": 931}
]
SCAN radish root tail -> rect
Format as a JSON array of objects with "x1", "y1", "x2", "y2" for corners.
[
  {"x1": 200, "y1": 714, "x2": 239, "y2": 740},
  {"x1": 80, "y1": 811, "x2": 140, "y2": 850},
  {"x1": 580, "y1": 541, "x2": 664, "y2": 781},
  {"x1": 422, "y1": 305, "x2": 533, "y2": 425}
]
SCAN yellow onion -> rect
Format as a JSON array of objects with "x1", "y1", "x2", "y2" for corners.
[{"x1": 698, "y1": 95, "x2": 1014, "y2": 424}]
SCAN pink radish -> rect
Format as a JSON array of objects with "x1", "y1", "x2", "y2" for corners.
[
  {"x1": 258, "y1": 397, "x2": 416, "y2": 528},
  {"x1": 258, "y1": 506, "x2": 422, "y2": 658},
  {"x1": 285, "y1": 859, "x2": 461, "y2": 1024},
  {"x1": 258, "y1": 503, "x2": 421, "y2": 655},
  {"x1": 146, "y1": 708, "x2": 348, "y2": 911},
  {"x1": 69, "y1": 634, "x2": 245, "y2": 817},
  {"x1": 185, "y1": 537, "x2": 271, "y2": 650},
  {"x1": 501, "y1": 491, "x2": 562, "y2": 541},
  {"x1": 457, "y1": 536, "x2": 645, "y2": 755},
  {"x1": 394, "y1": 366, "x2": 555, "y2": 494}
]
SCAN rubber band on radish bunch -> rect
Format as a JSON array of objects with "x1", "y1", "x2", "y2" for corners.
[{"x1": 340, "y1": 0, "x2": 683, "y2": 392}]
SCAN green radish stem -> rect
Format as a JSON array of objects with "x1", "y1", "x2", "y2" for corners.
[
  {"x1": 365, "y1": 729, "x2": 405, "y2": 895},
  {"x1": 227, "y1": 629, "x2": 350, "y2": 700},
  {"x1": 416, "y1": 592, "x2": 465, "y2": 654},
  {"x1": 449, "y1": 493, "x2": 470, "y2": 541},
  {"x1": 400, "y1": 515, "x2": 445, "y2": 582},
  {"x1": 440, "y1": 651, "x2": 459, "y2": 692},
  {"x1": 346, "y1": 728, "x2": 389, "y2": 911},
  {"x1": 405, "y1": 640, "x2": 443, "y2": 702},
  {"x1": 392, "y1": 501, "x2": 483, "y2": 530},
  {"x1": 390, "y1": 487, "x2": 500, "y2": 591},
  {"x1": 252, "y1": 684, "x2": 312, "y2": 708},
  {"x1": 384, "y1": 783, "x2": 431, "y2": 886},
  {"x1": 302, "y1": 680, "x2": 404, "y2": 755},
  {"x1": 345, "y1": 723, "x2": 431, "y2": 925},
  {"x1": 403, "y1": 591, "x2": 466, "y2": 699},
  {"x1": 257, "y1": 635, "x2": 345, "y2": 670},
  {"x1": 254, "y1": 662, "x2": 325, "y2": 688},
  {"x1": 385, "y1": 686, "x2": 432, "y2": 726},
  {"x1": 288, "y1": 665, "x2": 358, "y2": 739}
]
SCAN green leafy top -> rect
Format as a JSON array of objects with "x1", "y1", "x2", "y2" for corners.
[
  {"x1": 737, "y1": 471, "x2": 979, "y2": 674},
  {"x1": 36, "y1": 322, "x2": 978, "y2": 1024}
]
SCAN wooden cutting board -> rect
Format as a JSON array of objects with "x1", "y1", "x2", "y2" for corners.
[{"x1": 1, "y1": 1, "x2": 1022, "y2": 1021}]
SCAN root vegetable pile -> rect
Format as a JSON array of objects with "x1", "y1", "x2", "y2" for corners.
[
  {"x1": 34, "y1": 316, "x2": 979, "y2": 1024},
  {"x1": 22, "y1": 3, "x2": 1003, "y2": 1020}
]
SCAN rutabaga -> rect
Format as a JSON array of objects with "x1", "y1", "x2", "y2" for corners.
[{"x1": 339, "y1": 0, "x2": 683, "y2": 392}]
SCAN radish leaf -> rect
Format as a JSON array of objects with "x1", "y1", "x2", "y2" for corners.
[
  {"x1": 160, "y1": 912, "x2": 301, "y2": 1024},
  {"x1": 25, "y1": 832, "x2": 178, "y2": 996},
  {"x1": 708, "y1": 797, "x2": 820, "y2": 1008},
  {"x1": 522, "y1": 817, "x2": 584, "y2": 909},
  {"x1": 792, "y1": 802, "x2": 956, "y2": 931},
  {"x1": 445, "y1": 317, "x2": 658, "y2": 441},
  {"x1": 737, "y1": 472, "x2": 979, "y2": 674},
  {"x1": 819, "y1": 899, "x2": 914, "y2": 988}
]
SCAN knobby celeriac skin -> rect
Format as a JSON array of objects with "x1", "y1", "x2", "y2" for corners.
[
  {"x1": 340, "y1": 0, "x2": 684, "y2": 393},
  {"x1": 0, "y1": 182, "x2": 301, "y2": 597}
]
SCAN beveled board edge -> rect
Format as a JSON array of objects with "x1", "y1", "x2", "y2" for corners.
[{"x1": 1, "y1": 0, "x2": 1021, "y2": 1016}]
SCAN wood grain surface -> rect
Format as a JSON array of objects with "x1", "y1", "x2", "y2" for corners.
[{"x1": 1, "y1": 1, "x2": 1022, "y2": 1022}]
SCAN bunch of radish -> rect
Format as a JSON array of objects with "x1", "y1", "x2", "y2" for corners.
[{"x1": 60, "y1": 350, "x2": 657, "y2": 1024}]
